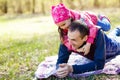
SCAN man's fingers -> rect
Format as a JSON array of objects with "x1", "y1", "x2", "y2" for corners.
[
  {"x1": 57, "y1": 70, "x2": 67, "y2": 78},
  {"x1": 57, "y1": 70, "x2": 67, "y2": 75},
  {"x1": 77, "y1": 48, "x2": 85, "y2": 52},
  {"x1": 59, "y1": 63, "x2": 66, "y2": 67},
  {"x1": 57, "y1": 67, "x2": 64, "y2": 72},
  {"x1": 57, "y1": 70, "x2": 68, "y2": 78},
  {"x1": 56, "y1": 64, "x2": 69, "y2": 78},
  {"x1": 77, "y1": 48, "x2": 83, "y2": 52}
]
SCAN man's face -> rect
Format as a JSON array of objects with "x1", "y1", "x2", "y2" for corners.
[{"x1": 68, "y1": 30, "x2": 87, "y2": 50}]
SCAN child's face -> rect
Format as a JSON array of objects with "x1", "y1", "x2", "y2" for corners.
[{"x1": 56, "y1": 18, "x2": 71, "y2": 29}]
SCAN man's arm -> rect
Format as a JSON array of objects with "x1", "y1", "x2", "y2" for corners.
[
  {"x1": 56, "y1": 43, "x2": 71, "y2": 68},
  {"x1": 72, "y1": 29, "x2": 106, "y2": 74}
]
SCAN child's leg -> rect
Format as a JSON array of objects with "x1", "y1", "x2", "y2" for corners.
[
  {"x1": 97, "y1": 17, "x2": 111, "y2": 31},
  {"x1": 108, "y1": 27, "x2": 120, "y2": 39}
]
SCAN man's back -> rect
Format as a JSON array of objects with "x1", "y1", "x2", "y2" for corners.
[{"x1": 104, "y1": 27, "x2": 120, "y2": 58}]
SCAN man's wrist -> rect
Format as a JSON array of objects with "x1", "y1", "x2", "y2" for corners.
[{"x1": 68, "y1": 65, "x2": 73, "y2": 73}]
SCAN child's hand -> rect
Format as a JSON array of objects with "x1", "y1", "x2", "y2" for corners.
[{"x1": 77, "y1": 43, "x2": 91, "y2": 55}]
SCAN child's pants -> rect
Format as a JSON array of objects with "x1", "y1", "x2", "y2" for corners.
[{"x1": 97, "y1": 17, "x2": 111, "y2": 31}]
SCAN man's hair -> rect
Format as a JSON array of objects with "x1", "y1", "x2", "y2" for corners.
[{"x1": 69, "y1": 20, "x2": 89, "y2": 39}]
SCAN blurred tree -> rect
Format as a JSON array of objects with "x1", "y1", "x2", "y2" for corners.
[
  {"x1": 60, "y1": 0, "x2": 63, "y2": 3},
  {"x1": 32, "y1": 0, "x2": 35, "y2": 13},
  {"x1": 17, "y1": 0, "x2": 22, "y2": 13},
  {"x1": 25, "y1": 0, "x2": 31, "y2": 13},
  {"x1": 66, "y1": 0, "x2": 75, "y2": 9},
  {"x1": 41, "y1": 1, "x2": 45, "y2": 14},
  {"x1": 3, "y1": 0, "x2": 7, "y2": 13},
  {"x1": 77, "y1": 0, "x2": 85, "y2": 9},
  {"x1": 119, "y1": 0, "x2": 120, "y2": 7},
  {"x1": 0, "y1": 0, "x2": 120, "y2": 15},
  {"x1": 0, "y1": 0, "x2": 7, "y2": 14},
  {"x1": 94, "y1": 0, "x2": 99, "y2": 7}
]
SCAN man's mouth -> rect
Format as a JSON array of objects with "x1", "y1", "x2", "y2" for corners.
[{"x1": 78, "y1": 42, "x2": 86, "y2": 49}]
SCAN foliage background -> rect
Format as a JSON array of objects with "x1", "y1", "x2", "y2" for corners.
[
  {"x1": 0, "y1": 0, "x2": 120, "y2": 80},
  {"x1": 0, "y1": 0, "x2": 120, "y2": 15}
]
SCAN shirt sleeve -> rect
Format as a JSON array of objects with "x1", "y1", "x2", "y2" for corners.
[
  {"x1": 84, "y1": 11, "x2": 98, "y2": 25},
  {"x1": 56, "y1": 44, "x2": 71, "y2": 68},
  {"x1": 72, "y1": 29, "x2": 106, "y2": 74}
]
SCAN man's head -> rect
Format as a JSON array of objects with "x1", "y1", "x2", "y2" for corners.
[{"x1": 68, "y1": 20, "x2": 89, "y2": 49}]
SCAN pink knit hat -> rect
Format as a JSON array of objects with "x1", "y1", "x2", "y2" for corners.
[{"x1": 51, "y1": 3, "x2": 70, "y2": 24}]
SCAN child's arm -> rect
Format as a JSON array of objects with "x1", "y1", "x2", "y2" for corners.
[
  {"x1": 84, "y1": 11, "x2": 111, "y2": 31},
  {"x1": 78, "y1": 14, "x2": 98, "y2": 55},
  {"x1": 80, "y1": 14, "x2": 98, "y2": 44},
  {"x1": 77, "y1": 42, "x2": 91, "y2": 55}
]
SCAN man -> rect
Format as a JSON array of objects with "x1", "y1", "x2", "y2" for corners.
[{"x1": 56, "y1": 20, "x2": 120, "y2": 78}]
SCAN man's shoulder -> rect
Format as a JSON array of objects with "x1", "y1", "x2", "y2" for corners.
[
  {"x1": 96, "y1": 29, "x2": 105, "y2": 38},
  {"x1": 94, "y1": 29, "x2": 105, "y2": 43}
]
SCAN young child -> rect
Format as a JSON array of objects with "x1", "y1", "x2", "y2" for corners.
[{"x1": 51, "y1": 3, "x2": 111, "y2": 55}]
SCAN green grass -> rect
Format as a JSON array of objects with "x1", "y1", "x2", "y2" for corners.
[
  {"x1": 0, "y1": 8, "x2": 120, "y2": 80},
  {"x1": 0, "y1": 32, "x2": 60, "y2": 80}
]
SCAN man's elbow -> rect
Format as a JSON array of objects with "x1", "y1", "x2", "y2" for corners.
[
  {"x1": 99, "y1": 65, "x2": 104, "y2": 69},
  {"x1": 97, "y1": 62, "x2": 105, "y2": 70}
]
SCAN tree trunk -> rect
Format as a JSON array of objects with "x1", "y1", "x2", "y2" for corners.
[
  {"x1": 32, "y1": 0, "x2": 35, "y2": 13},
  {"x1": 59, "y1": 0, "x2": 63, "y2": 3},
  {"x1": 4, "y1": 0, "x2": 7, "y2": 13},
  {"x1": 17, "y1": 0, "x2": 22, "y2": 13},
  {"x1": 94, "y1": 0, "x2": 99, "y2": 7},
  {"x1": 119, "y1": 0, "x2": 120, "y2": 7},
  {"x1": 67, "y1": 0, "x2": 75, "y2": 9},
  {"x1": 41, "y1": 1, "x2": 45, "y2": 14},
  {"x1": 78, "y1": 0, "x2": 83, "y2": 9}
]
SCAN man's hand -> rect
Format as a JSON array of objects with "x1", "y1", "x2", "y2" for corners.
[
  {"x1": 77, "y1": 42, "x2": 91, "y2": 55},
  {"x1": 56, "y1": 63, "x2": 73, "y2": 78}
]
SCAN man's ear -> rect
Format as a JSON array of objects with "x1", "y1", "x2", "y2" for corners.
[{"x1": 83, "y1": 35, "x2": 88, "y2": 41}]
